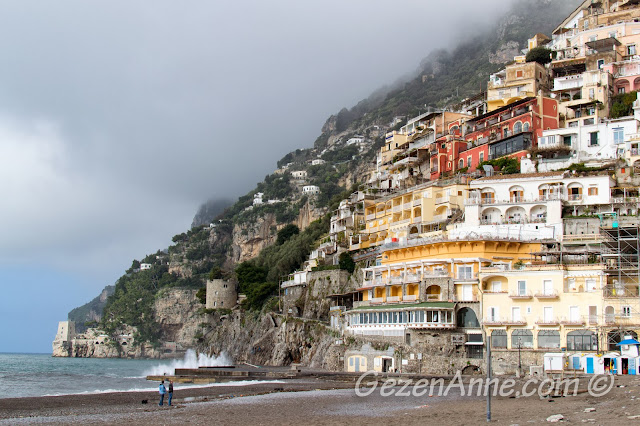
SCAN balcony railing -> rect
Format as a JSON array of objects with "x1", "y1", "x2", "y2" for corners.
[
  {"x1": 536, "y1": 318, "x2": 561, "y2": 326},
  {"x1": 435, "y1": 196, "x2": 450, "y2": 204},
  {"x1": 387, "y1": 296, "x2": 401, "y2": 303},
  {"x1": 403, "y1": 295, "x2": 417, "y2": 302},
  {"x1": 403, "y1": 202, "x2": 412, "y2": 210},
  {"x1": 509, "y1": 292, "x2": 533, "y2": 299},
  {"x1": 413, "y1": 199, "x2": 422, "y2": 207},
  {"x1": 534, "y1": 291, "x2": 559, "y2": 299},
  {"x1": 455, "y1": 273, "x2": 478, "y2": 281},
  {"x1": 392, "y1": 205, "x2": 402, "y2": 213},
  {"x1": 432, "y1": 213, "x2": 449, "y2": 222},
  {"x1": 567, "y1": 194, "x2": 582, "y2": 201},
  {"x1": 560, "y1": 317, "x2": 585, "y2": 326},
  {"x1": 483, "y1": 318, "x2": 527, "y2": 326}
]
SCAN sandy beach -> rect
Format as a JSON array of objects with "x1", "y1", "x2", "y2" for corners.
[{"x1": 2, "y1": 375, "x2": 640, "y2": 425}]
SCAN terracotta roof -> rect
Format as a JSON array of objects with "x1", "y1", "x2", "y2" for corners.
[{"x1": 475, "y1": 171, "x2": 566, "y2": 181}]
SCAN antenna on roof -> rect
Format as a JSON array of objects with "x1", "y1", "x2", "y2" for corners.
[{"x1": 482, "y1": 165, "x2": 494, "y2": 176}]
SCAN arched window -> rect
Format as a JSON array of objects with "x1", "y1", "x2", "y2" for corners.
[
  {"x1": 513, "y1": 121, "x2": 523, "y2": 134},
  {"x1": 457, "y1": 307, "x2": 480, "y2": 328},
  {"x1": 512, "y1": 329, "x2": 533, "y2": 348},
  {"x1": 459, "y1": 159, "x2": 464, "y2": 169},
  {"x1": 491, "y1": 330, "x2": 507, "y2": 348},
  {"x1": 538, "y1": 330, "x2": 560, "y2": 349},
  {"x1": 567, "y1": 330, "x2": 597, "y2": 351},
  {"x1": 523, "y1": 122, "x2": 530, "y2": 132}
]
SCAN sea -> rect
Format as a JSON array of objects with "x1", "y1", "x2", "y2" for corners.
[{"x1": 0, "y1": 350, "x2": 272, "y2": 399}]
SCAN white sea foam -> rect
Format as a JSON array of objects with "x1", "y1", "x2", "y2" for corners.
[{"x1": 143, "y1": 349, "x2": 233, "y2": 376}]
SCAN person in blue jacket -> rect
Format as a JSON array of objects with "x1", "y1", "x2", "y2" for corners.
[{"x1": 158, "y1": 380, "x2": 167, "y2": 406}]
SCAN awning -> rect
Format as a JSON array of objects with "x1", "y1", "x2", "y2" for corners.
[{"x1": 616, "y1": 339, "x2": 640, "y2": 346}]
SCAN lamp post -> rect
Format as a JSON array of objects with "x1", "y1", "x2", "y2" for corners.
[{"x1": 518, "y1": 337, "x2": 522, "y2": 377}]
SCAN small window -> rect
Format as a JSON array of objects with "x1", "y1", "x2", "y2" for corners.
[
  {"x1": 629, "y1": 44, "x2": 637, "y2": 56},
  {"x1": 516, "y1": 70, "x2": 523, "y2": 78},
  {"x1": 563, "y1": 135, "x2": 572, "y2": 146},
  {"x1": 597, "y1": 59, "x2": 604, "y2": 70},
  {"x1": 588, "y1": 187, "x2": 598, "y2": 196},
  {"x1": 619, "y1": 87, "x2": 626, "y2": 94},
  {"x1": 613, "y1": 128, "x2": 624, "y2": 145},
  {"x1": 589, "y1": 132, "x2": 599, "y2": 146},
  {"x1": 467, "y1": 156, "x2": 472, "y2": 168},
  {"x1": 623, "y1": 306, "x2": 632, "y2": 317},
  {"x1": 479, "y1": 152, "x2": 484, "y2": 163}
]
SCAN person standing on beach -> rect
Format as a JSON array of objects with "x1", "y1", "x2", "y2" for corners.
[
  {"x1": 158, "y1": 380, "x2": 167, "y2": 406},
  {"x1": 168, "y1": 380, "x2": 174, "y2": 406}
]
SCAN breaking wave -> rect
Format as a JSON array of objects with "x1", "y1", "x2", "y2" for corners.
[{"x1": 143, "y1": 349, "x2": 233, "y2": 376}]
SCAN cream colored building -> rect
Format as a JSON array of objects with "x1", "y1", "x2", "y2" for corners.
[{"x1": 487, "y1": 62, "x2": 550, "y2": 112}]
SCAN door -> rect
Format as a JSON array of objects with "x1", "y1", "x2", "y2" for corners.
[
  {"x1": 589, "y1": 306, "x2": 597, "y2": 324},
  {"x1": 586, "y1": 278, "x2": 596, "y2": 292},
  {"x1": 622, "y1": 358, "x2": 629, "y2": 375},
  {"x1": 491, "y1": 281, "x2": 502, "y2": 292},
  {"x1": 462, "y1": 285, "x2": 473, "y2": 301},
  {"x1": 587, "y1": 357, "x2": 594, "y2": 374},
  {"x1": 630, "y1": 358, "x2": 637, "y2": 375},
  {"x1": 570, "y1": 306, "x2": 579, "y2": 323},
  {"x1": 512, "y1": 307, "x2": 521, "y2": 322},
  {"x1": 543, "y1": 307, "x2": 553, "y2": 323},
  {"x1": 354, "y1": 357, "x2": 361, "y2": 373},
  {"x1": 543, "y1": 280, "x2": 553, "y2": 296},
  {"x1": 572, "y1": 356, "x2": 581, "y2": 370}
]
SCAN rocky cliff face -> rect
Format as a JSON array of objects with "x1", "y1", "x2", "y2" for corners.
[
  {"x1": 201, "y1": 311, "x2": 343, "y2": 370},
  {"x1": 154, "y1": 288, "x2": 204, "y2": 349},
  {"x1": 231, "y1": 213, "x2": 278, "y2": 263}
]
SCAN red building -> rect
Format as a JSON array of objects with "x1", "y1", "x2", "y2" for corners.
[
  {"x1": 428, "y1": 117, "x2": 472, "y2": 180},
  {"x1": 460, "y1": 96, "x2": 559, "y2": 172}
]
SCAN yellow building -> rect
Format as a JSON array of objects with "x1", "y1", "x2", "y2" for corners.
[
  {"x1": 346, "y1": 238, "x2": 540, "y2": 357},
  {"x1": 481, "y1": 256, "x2": 640, "y2": 352},
  {"x1": 487, "y1": 62, "x2": 550, "y2": 112},
  {"x1": 352, "y1": 179, "x2": 470, "y2": 250}
]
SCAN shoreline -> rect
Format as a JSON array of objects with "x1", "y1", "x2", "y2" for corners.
[{"x1": 2, "y1": 375, "x2": 640, "y2": 425}]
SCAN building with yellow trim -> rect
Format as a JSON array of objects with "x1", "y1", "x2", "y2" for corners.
[
  {"x1": 350, "y1": 178, "x2": 470, "y2": 250},
  {"x1": 345, "y1": 238, "x2": 540, "y2": 357}
]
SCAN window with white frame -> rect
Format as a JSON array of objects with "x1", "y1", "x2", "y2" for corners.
[
  {"x1": 613, "y1": 128, "x2": 624, "y2": 145},
  {"x1": 623, "y1": 306, "x2": 632, "y2": 318},
  {"x1": 517, "y1": 280, "x2": 527, "y2": 296}
]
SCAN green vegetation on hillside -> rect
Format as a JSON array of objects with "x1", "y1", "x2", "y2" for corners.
[{"x1": 610, "y1": 91, "x2": 638, "y2": 119}]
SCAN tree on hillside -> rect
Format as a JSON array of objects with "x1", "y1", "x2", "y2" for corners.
[
  {"x1": 276, "y1": 224, "x2": 300, "y2": 245},
  {"x1": 525, "y1": 47, "x2": 553, "y2": 65}
]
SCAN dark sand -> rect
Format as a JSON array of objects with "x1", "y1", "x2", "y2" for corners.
[{"x1": 2, "y1": 375, "x2": 640, "y2": 425}]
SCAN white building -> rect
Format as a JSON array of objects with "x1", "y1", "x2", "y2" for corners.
[
  {"x1": 453, "y1": 171, "x2": 615, "y2": 241},
  {"x1": 140, "y1": 263, "x2": 152, "y2": 270},
  {"x1": 346, "y1": 136, "x2": 365, "y2": 145},
  {"x1": 302, "y1": 185, "x2": 320, "y2": 195},
  {"x1": 253, "y1": 192, "x2": 264, "y2": 206},
  {"x1": 529, "y1": 116, "x2": 638, "y2": 172},
  {"x1": 311, "y1": 159, "x2": 326, "y2": 166},
  {"x1": 291, "y1": 170, "x2": 307, "y2": 180}
]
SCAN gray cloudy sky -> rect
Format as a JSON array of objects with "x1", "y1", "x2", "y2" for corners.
[{"x1": 0, "y1": 0, "x2": 512, "y2": 352}]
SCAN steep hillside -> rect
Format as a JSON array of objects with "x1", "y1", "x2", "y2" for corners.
[{"x1": 66, "y1": 0, "x2": 581, "y2": 357}]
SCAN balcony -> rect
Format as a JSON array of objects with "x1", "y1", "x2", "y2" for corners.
[
  {"x1": 560, "y1": 318, "x2": 585, "y2": 326},
  {"x1": 413, "y1": 199, "x2": 422, "y2": 207},
  {"x1": 405, "y1": 273, "x2": 421, "y2": 283},
  {"x1": 423, "y1": 270, "x2": 450, "y2": 278},
  {"x1": 366, "y1": 213, "x2": 375, "y2": 221},
  {"x1": 387, "y1": 296, "x2": 401, "y2": 303},
  {"x1": 483, "y1": 318, "x2": 527, "y2": 326},
  {"x1": 403, "y1": 295, "x2": 417, "y2": 302},
  {"x1": 509, "y1": 292, "x2": 533, "y2": 299},
  {"x1": 403, "y1": 202, "x2": 412, "y2": 210},
  {"x1": 432, "y1": 213, "x2": 449, "y2": 223},
  {"x1": 553, "y1": 74, "x2": 583, "y2": 91},
  {"x1": 567, "y1": 194, "x2": 582, "y2": 202},
  {"x1": 370, "y1": 297, "x2": 384, "y2": 305},
  {"x1": 454, "y1": 272, "x2": 478, "y2": 282},
  {"x1": 534, "y1": 291, "x2": 559, "y2": 299},
  {"x1": 536, "y1": 318, "x2": 561, "y2": 326},
  {"x1": 392, "y1": 205, "x2": 402, "y2": 213},
  {"x1": 435, "y1": 196, "x2": 450, "y2": 204}
]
